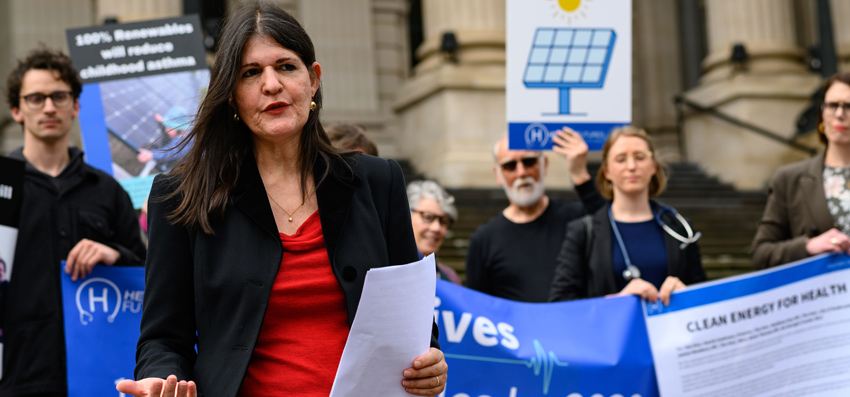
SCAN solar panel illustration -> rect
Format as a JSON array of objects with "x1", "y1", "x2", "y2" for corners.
[
  {"x1": 100, "y1": 71, "x2": 205, "y2": 154},
  {"x1": 523, "y1": 28, "x2": 616, "y2": 115}
]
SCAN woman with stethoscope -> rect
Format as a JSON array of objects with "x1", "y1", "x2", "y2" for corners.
[{"x1": 549, "y1": 126, "x2": 706, "y2": 304}]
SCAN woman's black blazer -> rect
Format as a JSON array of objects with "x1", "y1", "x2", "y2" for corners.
[
  {"x1": 135, "y1": 153, "x2": 436, "y2": 396},
  {"x1": 549, "y1": 202, "x2": 706, "y2": 301}
]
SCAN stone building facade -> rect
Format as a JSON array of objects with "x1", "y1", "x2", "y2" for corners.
[{"x1": 1, "y1": 0, "x2": 848, "y2": 191}]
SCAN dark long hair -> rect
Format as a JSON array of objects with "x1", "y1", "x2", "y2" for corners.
[
  {"x1": 817, "y1": 72, "x2": 850, "y2": 145},
  {"x1": 165, "y1": 1, "x2": 345, "y2": 234}
]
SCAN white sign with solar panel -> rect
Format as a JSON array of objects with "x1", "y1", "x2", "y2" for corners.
[{"x1": 507, "y1": 0, "x2": 631, "y2": 150}]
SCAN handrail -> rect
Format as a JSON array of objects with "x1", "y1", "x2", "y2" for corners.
[{"x1": 675, "y1": 95, "x2": 818, "y2": 157}]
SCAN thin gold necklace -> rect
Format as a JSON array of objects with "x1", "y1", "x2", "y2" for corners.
[{"x1": 266, "y1": 186, "x2": 314, "y2": 222}]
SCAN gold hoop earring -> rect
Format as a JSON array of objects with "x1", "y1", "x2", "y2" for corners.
[
  {"x1": 233, "y1": 113, "x2": 240, "y2": 122},
  {"x1": 310, "y1": 101, "x2": 317, "y2": 111},
  {"x1": 819, "y1": 122, "x2": 824, "y2": 133}
]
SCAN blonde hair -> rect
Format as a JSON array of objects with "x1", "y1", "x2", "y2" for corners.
[{"x1": 595, "y1": 126, "x2": 667, "y2": 200}]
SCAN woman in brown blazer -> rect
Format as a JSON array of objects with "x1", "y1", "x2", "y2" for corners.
[{"x1": 752, "y1": 73, "x2": 850, "y2": 269}]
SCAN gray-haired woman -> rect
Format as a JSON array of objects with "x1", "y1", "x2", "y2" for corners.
[{"x1": 407, "y1": 180, "x2": 462, "y2": 285}]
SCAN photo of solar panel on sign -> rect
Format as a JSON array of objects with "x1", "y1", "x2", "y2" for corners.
[
  {"x1": 98, "y1": 70, "x2": 209, "y2": 177},
  {"x1": 523, "y1": 28, "x2": 616, "y2": 115},
  {"x1": 524, "y1": 27, "x2": 615, "y2": 88},
  {"x1": 100, "y1": 70, "x2": 206, "y2": 152}
]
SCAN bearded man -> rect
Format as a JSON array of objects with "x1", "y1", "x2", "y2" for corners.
[{"x1": 465, "y1": 128, "x2": 605, "y2": 302}]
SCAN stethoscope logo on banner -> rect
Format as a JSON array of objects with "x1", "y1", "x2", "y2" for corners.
[
  {"x1": 75, "y1": 277, "x2": 122, "y2": 325},
  {"x1": 646, "y1": 300, "x2": 665, "y2": 315},
  {"x1": 524, "y1": 123, "x2": 551, "y2": 149}
]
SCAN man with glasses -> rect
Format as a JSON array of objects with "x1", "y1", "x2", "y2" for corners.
[
  {"x1": 2, "y1": 48, "x2": 145, "y2": 396},
  {"x1": 465, "y1": 129, "x2": 605, "y2": 302}
]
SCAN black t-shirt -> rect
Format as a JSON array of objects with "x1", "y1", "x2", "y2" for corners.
[{"x1": 465, "y1": 199, "x2": 591, "y2": 302}]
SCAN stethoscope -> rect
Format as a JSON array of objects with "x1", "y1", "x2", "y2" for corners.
[{"x1": 608, "y1": 204, "x2": 702, "y2": 282}]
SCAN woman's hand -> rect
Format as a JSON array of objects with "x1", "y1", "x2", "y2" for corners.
[
  {"x1": 402, "y1": 347, "x2": 448, "y2": 396},
  {"x1": 806, "y1": 228, "x2": 850, "y2": 255},
  {"x1": 618, "y1": 278, "x2": 659, "y2": 302},
  {"x1": 618, "y1": 277, "x2": 686, "y2": 306},
  {"x1": 116, "y1": 375, "x2": 197, "y2": 397},
  {"x1": 657, "y1": 276, "x2": 686, "y2": 306}
]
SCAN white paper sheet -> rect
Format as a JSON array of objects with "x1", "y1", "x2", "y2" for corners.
[{"x1": 329, "y1": 254, "x2": 437, "y2": 397}]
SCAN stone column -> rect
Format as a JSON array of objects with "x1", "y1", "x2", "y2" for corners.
[
  {"x1": 681, "y1": 0, "x2": 820, "y2": 190},
  {"x1": 368, "y1": 0, "x2": 412, "y2": 158},
  {"x1": 297, "y1": 0, "x2": 388, "y2": 152},
  {"x1": 300, "y1": 0, "x2": 379, "y2": 115},
  {"x1": 96, "y1": 0, "x2": 181, "y2": 23},
  {"x1": 396, "y1": 0, "x2": 522, "y2": 188},
  {"x1": 831, "y1": 0, "x2": 850, "y2": 71},
  {"x1": 416, "y1": 0, "x2": 505, "y2": 73},
  {"x1": 701, "y1": 0, "x2": 805, "y2": 82},
  {"x1": 632, "y1": 0, "x2": 684, "y2": 162}
]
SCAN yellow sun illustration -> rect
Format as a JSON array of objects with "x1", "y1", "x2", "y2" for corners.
[
  {"x1": 559, "y1": 0, "x2": 581, "y2": 12},
  {"x1": 548, "y1": 0, "x2": 593, "y2": 24}
]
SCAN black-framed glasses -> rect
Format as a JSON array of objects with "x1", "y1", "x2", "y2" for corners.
[
  {"x1": 823, "y1": 101, "x2": 850, "y2": 115},
  {"x1": 21, "y1": 91, "x2": 74, "y2": 110},
  {"x1": 499, "y1": 156, "x2": 539, "y2": 172},
  {"x1": 412, "y1": 209, "x2": 453, "y2": 228}
]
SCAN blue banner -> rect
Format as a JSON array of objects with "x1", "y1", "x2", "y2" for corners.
[
  {"x1": 61, "y1": 264, "x2": 144, "y2": 396},
  {"x1": 435, "y1": 280, "x2": 658, "y2": 397},
  {"x1": 507, "y1": 122, "x2": 628, "y2": 151}
]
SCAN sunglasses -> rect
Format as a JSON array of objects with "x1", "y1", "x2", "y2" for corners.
[
  {"x1": 412, "y1": 209, "x2": 453, "y2": 228},
  {"x1": 499, "y1": 157, "x2": 539, "y2": 172}
]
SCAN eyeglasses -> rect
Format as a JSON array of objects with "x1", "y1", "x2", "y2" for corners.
[
  {"x1": 499, "y1": 156, "x2": 540, "y2": 172},
  {"x1": 823, "y1": 102, "x2": 850, "y2": 115},
  {"x1": 21, "y1": 91, "x2": 74, "y2": 110},
  {"x1": 611, "y1": 150, "x2": 653, "y2": 164},
  {"x1": 412, "y1": 209, "x2": 453, "y2": 228}
]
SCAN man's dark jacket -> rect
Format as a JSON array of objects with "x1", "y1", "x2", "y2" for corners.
[{"x1": 1, "y1": 147, "x2": 146, "y2": 396}]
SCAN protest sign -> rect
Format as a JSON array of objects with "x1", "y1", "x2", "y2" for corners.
[
  {"x1": 0, "y1": 156, "x2": 24, "y2": 379},
  {"x1": 506, "y1": 0, "x2": 631, "y2": 151},
  {"x1": 61, "y1": 264, "x2": 144, "y2": 395},
  {"x1": 645, "y1": 253, "x2": 850, "y2": 396},
  {"x1": 66, "y1": 15, "x2": 210, "y2": 208}
]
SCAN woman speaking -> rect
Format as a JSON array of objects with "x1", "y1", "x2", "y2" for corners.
[{"x1": 117, "y1": 2, "x2": 446, "y2": 396}]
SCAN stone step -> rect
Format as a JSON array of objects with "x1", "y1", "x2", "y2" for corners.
[{"x1": 401, "y1": 161, "x2": 767, "y2": 282}]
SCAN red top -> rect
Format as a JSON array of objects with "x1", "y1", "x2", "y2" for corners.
[{"x1": 238, "y1": 211, "x2": 350, "y2": 396}]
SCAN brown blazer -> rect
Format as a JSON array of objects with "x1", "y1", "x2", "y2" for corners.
[{"x1": 751, "y1": 152, "x2": 836, "y2": 269}]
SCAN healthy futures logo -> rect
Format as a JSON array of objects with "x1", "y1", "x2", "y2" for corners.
[{"x1": 75, "y1": 278, "x2": 143, "y2": 325}]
